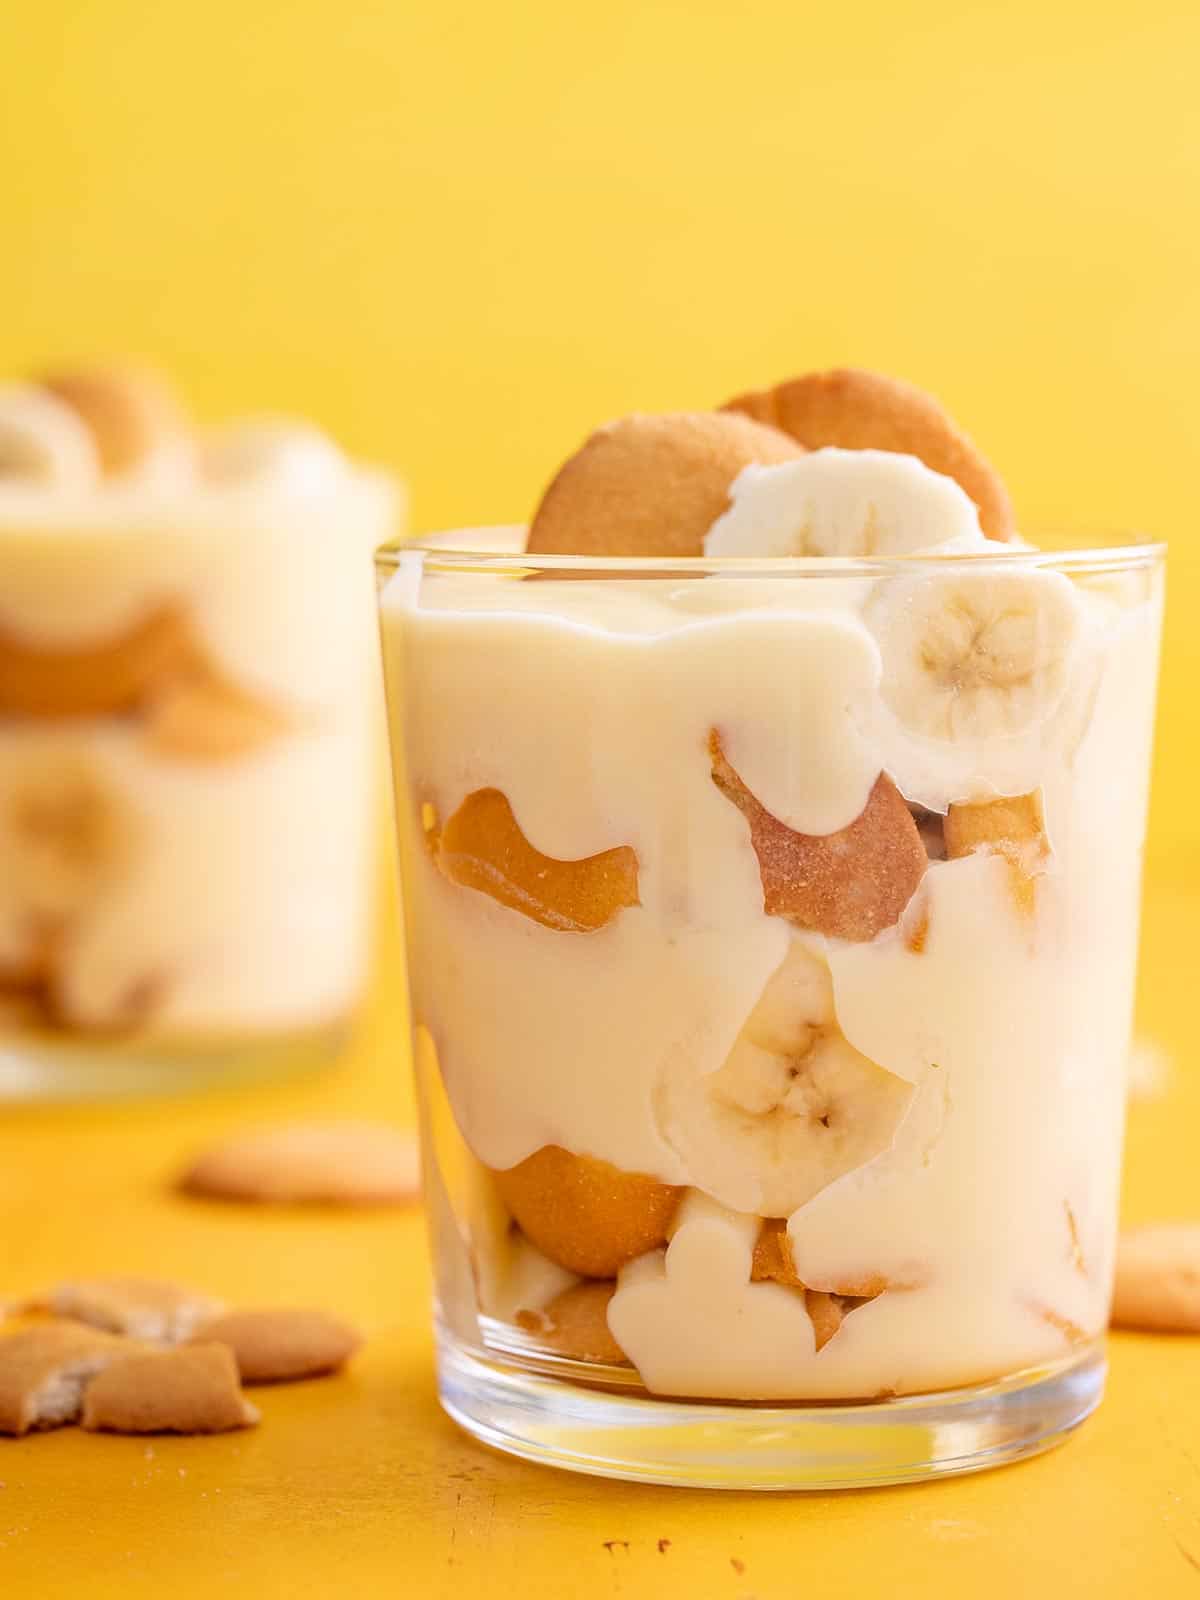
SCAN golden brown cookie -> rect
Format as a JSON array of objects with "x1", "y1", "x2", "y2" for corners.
[
  {"x1": 0, "y1": 1322, "x2": 135, "y2": 1436},
  {"x1": 0, "y1": 383, "x2": 101, "y2": 487},
  {"x1": 803, "y1": 1291, "x2": 851, "y2": 1352},
  {"x1": 526, "y1": 411, "x2": 804, "y2": 557},
  {"x1": 722, "y1": 368, "x2": 1014, "y2": 540},
  {"x1": 516, "y1": 1282, "x2": 628, "y2": 1364},
  {"x1": 751, "y1": 1217, "x2": 805, "y2": 1288},
  {"x1": 709, "y1": 733, "x2": 926, "y2": 941},
  {"x1": 39, "y1": 365, "x2": 189, "y2": 477},
  {"x1": 492, "y1": 1145, "x2": 682, "y2": 1278},
  {"x1": 0, "y1": 606, "x2": 200, "y2": 719},
  {"x1": 944, "y1": 791, "x2": 1048, "y2": 916},
  {"x1": 749, "y1": 1221, "x2": 876, "y2": 1350},
  {"x1": 1111, "y1": 1224, "x2": 1200, "y2": 1333},
  {"x1": 191, "y1": 1309, "x2": 362, "y2": 1383},
  {"x1": 81, "y1": 1342, "x2": 259, "y2": 1433},
  {"x1": 431, "y1": 787, "x2": 639, "y2": 933},
  {"x1": 179, "y1": 1122, "x2": 421, "y2": 1206},
  {"x1": 31, "y1": 1277, "x2": 225, "y2": 1343}
]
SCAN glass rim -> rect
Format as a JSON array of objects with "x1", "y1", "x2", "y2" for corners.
[{"x1": 375, "y1": 527, "x2": 1166, "y2": 580}]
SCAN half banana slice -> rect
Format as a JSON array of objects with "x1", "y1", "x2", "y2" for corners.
[
  {"x1": 864, "y1": 566, "x2": 1082, "y2": 743},
  {"x1": 704, "y1": 447, "x2": 988, "y2": 560},
  {"x1": 654, "y1": 940, "x2": 914, "y2": 1218}
]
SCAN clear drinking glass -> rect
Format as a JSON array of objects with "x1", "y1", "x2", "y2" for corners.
[
  {"x1": 0, "y1": 467, "x2": 395, "y2": 1099},
  {"x1": 377, "y1": 529, "x2": 1164, "y2": 1489}
]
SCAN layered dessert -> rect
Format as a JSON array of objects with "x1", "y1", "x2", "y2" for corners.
[
  {"x1": 379, "y1": 368, "x2": 1163, "y2": 1401},
  {"x1": 0, "y1": 367, "x2": 396, "y2": 1065}
]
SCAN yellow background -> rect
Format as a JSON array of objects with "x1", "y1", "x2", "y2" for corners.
[
  {"x1": 3, "y1": 2, "x2": 1200, "y2": 1595},
  {"x1": 1, "y1": 0, "x2": 1197, "y2": 859}
]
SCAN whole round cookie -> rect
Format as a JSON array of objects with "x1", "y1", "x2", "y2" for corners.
[
  {"x1": 492, "y1": 1145, "x2": 681, "y2": 1277},
  {"x1": 526, "y1": 411, "x2": 803, "y2": 557},
  {"x1": 721, "y1": 368, "x2": 1014, "y2": 541},
  {"x1": 179, "y1": 1121, "x2": 420, "y2": 1206}
]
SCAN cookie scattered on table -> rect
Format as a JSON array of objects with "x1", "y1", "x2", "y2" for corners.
[
  {"x1": 178, "y1": 1121, "x2": 420, "y2": 1205},
  {"x1": 0, "y1": 1322, "x2": 137, "y2": 1436},
  {"x1": 27, "y1": 1277, "x2": 225, "y2": 1342},
  {"x1": 190, "y1": 1308, "x2": 362, "y2": 1383},
  {"x1": 1111, "y1": 1223, "x2": 1200, "y2": 1333},
  {"x1": 82, "y1": 1343, "x2": 258, "y2": 1434}
]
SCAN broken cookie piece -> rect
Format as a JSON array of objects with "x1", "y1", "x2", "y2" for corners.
[
  {"x1": 516, "y1": 1282, "x2": 628, "y2": 1364},
  {"x1": 0, "y1": 606, "x2": 201, "y2": 719},
  {"x1": 30, "y1": 1277, "x2": 225, "y2": 1343},
  {"x1": 944, "y1": 791, "x2": 1049, "y2": 917},
  {"x1": 0, "y1": 1322, "x2": 135, "y2": 1436},
  {"x1": 751, "y1": 1217, "x2": 804, "y2": 1289},
  {"x1": 431, "y1": 787, "x2": 639, "y2": 933},
  {"x1": 709, "y1": 732, "x2": 926, "y2": 941},
  {"x1": 81, "y1": 1342, "x2": 259, "y2": 1433},
  {"x1": 190, "y1": 1308, "x2": 362, "y2": 1383}
]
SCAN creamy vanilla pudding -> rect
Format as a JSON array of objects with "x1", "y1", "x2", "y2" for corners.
[
  {"x1": 0, "y1": 370, "x2": 398, "y2": 1088},
  {"x1": 379, "y1": 398, "x2": 1163, "y2": 1408}
]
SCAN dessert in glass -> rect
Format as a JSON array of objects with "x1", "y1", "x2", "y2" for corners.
[
  {"x1": 378, "y1": 370, "x2": 1163, "y2": 1488},
  {"x1": 0, "y1": 366, "x2": 398, "y2": 1098}
]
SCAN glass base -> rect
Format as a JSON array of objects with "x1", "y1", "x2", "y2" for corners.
[
  {"x1": 438, "y1": 1327, "x2": 1105, "y2": 1490},
  {"x1": 0, "y1": 1020, "x2": 350, "y2": 1103}
]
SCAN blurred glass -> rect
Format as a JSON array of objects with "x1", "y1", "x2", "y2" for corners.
[{"x1": 0, "y1": 439, "x2": 397, "y2": 1100}]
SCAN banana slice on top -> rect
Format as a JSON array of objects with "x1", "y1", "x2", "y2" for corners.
[
  {"x1": 653, "y1": 940, "x2": 914, "y2": 1218},
  {"x1": 704, "y1": 448, "x2": 988, "y2": 560},
  {"x1": 865, "y1": 567, "x2": 1081, "y2": 743},
  {"x1": 0, "y1": 384, "x2": 101, "y2": 490}
]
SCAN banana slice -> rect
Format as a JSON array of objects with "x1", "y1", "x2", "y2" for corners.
[
  {"x1": 704, "y1": 448, "x2": 987, "y2": 560},
  {"x1": 0, "y1": 384, "x2": 100, "y2": 490},
  {"x1": 200, "y1": 418, "x2": 348, "y2": 497},
  {"x1": 865, "y1": 567, "x2": 1081, "y2": 743},
  {"x1": 653, "y1": 940, "x2": 914, "y2": 1217}
]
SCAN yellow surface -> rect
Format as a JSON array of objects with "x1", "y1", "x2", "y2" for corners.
[
  {"x1": 3, "y1": 1, "x2": 1200, "y2": 1594},
  {"x1": 0, "y1": 875, "x2": 1197, "y2": 1598}
]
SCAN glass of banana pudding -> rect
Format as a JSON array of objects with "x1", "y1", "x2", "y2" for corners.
[
  {"x1": 0, "y1": 366, "x2": 398, "y2": 1099},
  {"x1": 378, "y1": 372, "x2": 1164, "y2": 1488}
]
